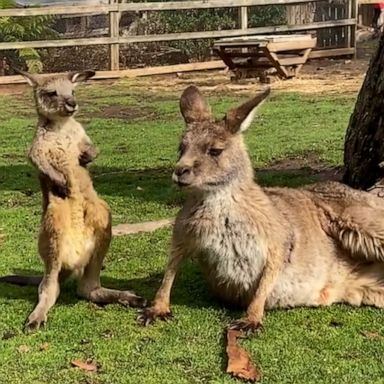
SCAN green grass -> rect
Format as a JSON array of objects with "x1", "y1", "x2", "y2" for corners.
[{"x1": 2, "y1": 80, "x2": 383, "y2": 384}]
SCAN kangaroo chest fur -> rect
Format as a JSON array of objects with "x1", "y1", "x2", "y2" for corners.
[
  {"x1": 185, "y1": 190, "x2": 267, "y2": 303},
  {"x1": 40, "y1": 120, "x2": 87, "y2": 154}
]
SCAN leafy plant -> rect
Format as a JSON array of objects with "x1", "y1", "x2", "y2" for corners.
[
  {"x1": 128, "y1": 4, "x2": 288, "y2": 62},
  {"x1": 158, "y1": 8, "x2": 238, "y2": 60},
  {"x1": 0, "y1": 0, "x2": 56, "y2": 72},
  {"x1": 248, "y1": 5, "x2": 287, "y2": 27}
]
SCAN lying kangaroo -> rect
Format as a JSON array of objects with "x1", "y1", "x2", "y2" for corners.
[
  {"x1": 0, "y1": 70, "x2": 145, "y2": 331},
  {"x1": 139, "y1": 86, "x2": 384, "y2": 335}
]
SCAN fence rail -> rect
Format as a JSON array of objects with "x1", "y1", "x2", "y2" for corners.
[
  {"x1": 0, "y1": 0, "x2": 359, "y2": 84},
  {"x1": 0, "y1": 0, "x2": 332, "y2": 17},
  {"x1": 0, "y1": 19, "x2": 355, "y2": 51}
]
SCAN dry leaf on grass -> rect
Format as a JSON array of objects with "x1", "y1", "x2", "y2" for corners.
[
  {"x1": 71, "y1": 359, "x2": 98, "y2": 372},
  {"x1": 2, "y1": 330, "x2": 16, "y2": 340},
  {"x1": 17, "y1": 345, "x2": 30, "y2": 353},
  {"x1": 39, "y1": 342, "x2": 49, "y2": 351},
  {"x1": 361, "y1": 331, "x2": 384, "y2": 340},
  {"x1": 226, "y1": 329, "x2": 261, "y2": 382}
]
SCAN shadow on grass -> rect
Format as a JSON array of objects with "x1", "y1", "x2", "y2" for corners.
[
  {"x1": 0, "y1": 262, "x2": 230, "y2": 313},
  {"x1": 0, "y1": 163, "x2": 341, "y2": 206},
  {"x1": 0, "y1": 164, "x2": 183, "y2": 207},
  {"x1": 0, "y1": 263, "x2": 240, "y2": 370}
]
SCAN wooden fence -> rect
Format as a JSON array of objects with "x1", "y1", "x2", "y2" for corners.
[
  {"x1": 0, "y1": 0, "x2": 359, "y2": 84},
  {"x1": 357, "y1": 0, "x2": 378, "y2": 27}
]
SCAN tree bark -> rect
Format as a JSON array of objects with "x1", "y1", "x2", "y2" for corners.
[{"x1": 343, "y1": 33, "x2": 384, "y2": 190}]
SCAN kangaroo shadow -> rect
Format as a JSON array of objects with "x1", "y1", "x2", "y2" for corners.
[
  {"x1": 0, "y1": 263, "x2": 243, "y2": 374},
  {"x1": 0, "y1": 262, "x2": 236, "y2": 314}
]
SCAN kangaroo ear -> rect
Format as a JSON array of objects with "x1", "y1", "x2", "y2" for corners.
[
  {"x1": 180, "y1": 85, "x2": 212, "y2": 124},
  {"x1": 69, "y1": 70, "x2": 96, "y2": 83},
  {"x1": 13, "y1": 67, "x2": 38, "y2": 87},
  {"x1": 225, "y1": 88, "x2": 271, "y2": 134}
]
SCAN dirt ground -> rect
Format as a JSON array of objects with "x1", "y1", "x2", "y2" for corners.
[{"x1": 0, "y1": 41, "x2": 375, "y2": 97}]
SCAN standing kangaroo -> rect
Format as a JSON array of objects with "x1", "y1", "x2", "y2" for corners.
[
  {"x1": 139, "y1": 86, "x2": 384, "y2": 335},
  {"x1": 0, "y1": 70, "x2": 145, "y2": 332}
]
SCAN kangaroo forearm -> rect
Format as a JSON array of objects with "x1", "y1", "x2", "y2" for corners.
[
  {"x1": 79, "y1": 140, "x2": 98, "y2": 166},
  {"x1": 29, "y1": 153, "x2": 66, "y2": 187},
  {"x1": 153, "y1": 249, "x2": 184, "y2": 308},
  {"x1": 247, "y1": 249, "x2": 284, "y2": 322}
]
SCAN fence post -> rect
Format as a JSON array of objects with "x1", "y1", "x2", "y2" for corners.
[
  {"x1": 109, "y1": 0, "x2": 120, "y2": 71},
  {"x1": 240, "y1": 6, "x2": 248, "y2": 31},
  {"x1": 346, "y1": 0, "x2": 352, "y2": 49},
  {"x1": 239, "y1": 6, "x2": 248, "y2": 53},
  {"x1": 352, "y1": 0, "x2": 358, "y2": 58}
]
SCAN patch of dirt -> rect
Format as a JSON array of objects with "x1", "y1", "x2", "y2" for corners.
[
  {"x1": 112, "y1": 40, "x2": 375, "y2": 97},
  {"x1": 112, "y1": 218, "x2": 173, "y2": 236},
  {"x1": 94, "y1": 105, "x2": 156, "y2": 120},
  {"x1": 0, "y1": 55, "x2": 369, "y2": 97},
  {"x1": 257, "y1": 154, "x2": 343, "y2": 182},
  {"x1": 0, "y1": 40, "x2": 375, "y2": 97}
]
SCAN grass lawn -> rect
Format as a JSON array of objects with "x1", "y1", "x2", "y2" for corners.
[{"x1": 1, "y1": 79, "x2": 383, "y2": 383}]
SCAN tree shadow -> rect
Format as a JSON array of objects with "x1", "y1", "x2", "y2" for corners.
[
  {"x1": 0, "y1": 164, "x2": 184, "y2": 208},
  {"x1": 0, "y1": 163, "x2": 342, "y2": 208}
]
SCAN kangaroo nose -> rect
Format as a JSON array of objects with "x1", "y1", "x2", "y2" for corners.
[
  {"x1": 65, "y1": 98, "x2": 77, "y2": 108},
  {"x1": 175, "y1": 166, "x2": 191, "y2": 177}
]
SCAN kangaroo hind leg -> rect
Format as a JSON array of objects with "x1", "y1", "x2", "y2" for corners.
[
  {"x1": 77, "y1": 232, "x2": 146, "y2": 308},
  {"x1": 343, "y1": 263, "x2": 384, "y2": 308},
  {"x1": 25, "y1": 260, "x2": 63, "y2": 333},
  {"x1": 334, "y1": 206, "x2": 384, "y2": 262}
]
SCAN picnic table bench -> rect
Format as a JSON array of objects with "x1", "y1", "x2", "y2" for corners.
[{"x1": 213, "y1": 34, "x2": 317, "y2": 82}]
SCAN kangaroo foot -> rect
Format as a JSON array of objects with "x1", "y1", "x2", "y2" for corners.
[
  {"x1": 228, "y1": 318, "x2": 263, "y2": 335},
  {"x1": 25, "y1": 311, "x2": 47, "y2": 333},
  {"x1": 117, "y1": 291, "x2": 147, "y2": 308},
  {"x1": 137, "y1": 306, "x2": 173, "y2": 326}
]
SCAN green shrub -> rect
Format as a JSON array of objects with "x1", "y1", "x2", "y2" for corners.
[
  {"x1": 137, "y1": 5, "x2": 287, "y2": 61},
  {"x1": 0, "y1": 0, "x2": 56, "y2": 72},
  {"x1": 249, "y1": 5, "x2": 287, "y2": 27}
]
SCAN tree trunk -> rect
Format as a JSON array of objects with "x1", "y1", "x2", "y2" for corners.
[{"x1": 343, "y1": 33, "x2": 384, "y2": 190}]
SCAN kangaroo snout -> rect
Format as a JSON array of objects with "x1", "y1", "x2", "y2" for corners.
[
  {"x1": 64, "y1": 97, "x2": 78, "y2": 113},
  {"x1": 172, "y1": 162, "x2": 193, "y2": 186}
]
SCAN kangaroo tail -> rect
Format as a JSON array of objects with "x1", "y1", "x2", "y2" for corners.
[{"x1": 0, "y1": 275, "x2": 42, "y2": 286}]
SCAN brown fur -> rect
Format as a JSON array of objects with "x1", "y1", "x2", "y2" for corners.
[
  {"x1": 139, "y1": 86, "x2": 384, "y2": 334},
  {"x1": 0, "y1": 70, "x2": 145, "y2": 332}
]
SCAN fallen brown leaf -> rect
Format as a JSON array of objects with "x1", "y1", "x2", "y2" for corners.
[
  {"x1": 226, "y1": 329, "x2": 261, "y2": 382},
  {"x1": 361, "y1": 331, "x2": 384, "y2": 340},
  {"x1": 71, "y1": 359, "x2": 98, "y2": 372},
  {"x1": 39, "y1": 342, "x2": 49, "y2": 351},
  {"x1": 2, "y1": 330, "x2": 16, "y2": 340},
  {"x1": 17, "y1": 345, "x2": 30, "y2": 353},
  {"x1": 101, "y1": 329, "x2": 113, "y2": 339}
]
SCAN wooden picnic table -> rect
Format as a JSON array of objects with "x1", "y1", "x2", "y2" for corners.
[{"x1": 213, "y1": 34, "x2": 317, "y2": 82}]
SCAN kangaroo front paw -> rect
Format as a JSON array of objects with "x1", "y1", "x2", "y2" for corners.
[
  {"x1": 137, "y1": 306, "x2": 173, "y2": 326},
  {"x1": 228, "y1": 318, "x2": 263, "y2": 335},
  {"x1": 52, "y1": 182, "x2": 69, "y2": 198},
  {"x1": 24, "y1": 313, "x2": 47, "y2": 333},
  {"x1": 118, "y1": 291, "x2": 147, "y2": 308}
]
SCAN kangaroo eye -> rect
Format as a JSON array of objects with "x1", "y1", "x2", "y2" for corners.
[
  {"x1": 46, "y1": 91, "x2": 57, "y2": 97},
  {"x1": 208, "y1": 148, "x2": 223, "y2": 157}
]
